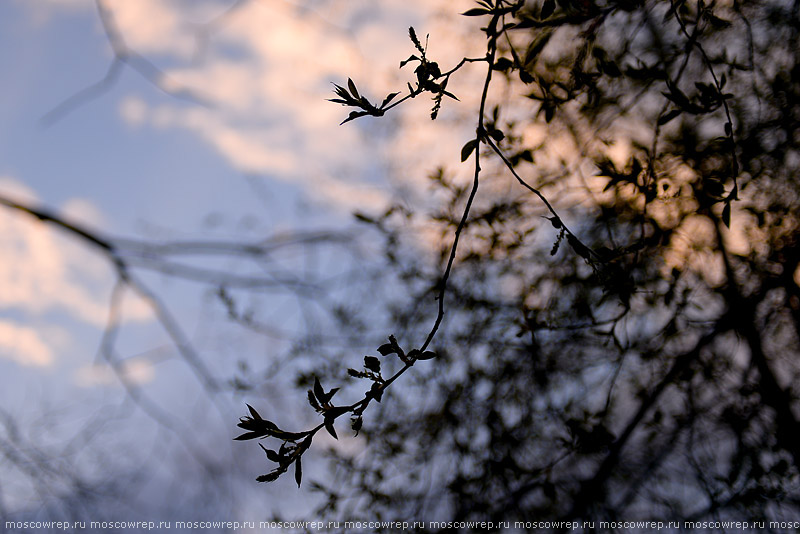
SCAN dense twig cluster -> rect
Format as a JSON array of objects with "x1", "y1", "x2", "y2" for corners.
[
  {"x1": 240, "y1": 0, "x2": 671, "y2": 485},
  {"x1": 290, "y1": 0, "x2": 800, "y2": 525},
  {"x1": 240, "y1": 0, "x2": 800, "y2": 528}
]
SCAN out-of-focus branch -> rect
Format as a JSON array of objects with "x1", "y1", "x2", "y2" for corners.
[
  {"x1": 0, "y1": 194, "x2": 128, "y2": 276},
  {"x1": 565, "y1": 321, "x2": 729, "y2": 522},
  {"x1": 0, "y1": 192, "x2": 351, "y2": 470},
  {"x1": 95, "y1": 281, "x2": 222, "y2": 474},
  {"x1": 41, "y1": 0, "x2": 210, "y2": 126}
]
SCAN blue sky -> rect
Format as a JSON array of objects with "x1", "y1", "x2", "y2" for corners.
[
  {"x1": 0, "y1": 0, "x2": 486, "y2": 523},
  {"x1": 0, "y1": 0, "x2": 486, "y2": 376}
]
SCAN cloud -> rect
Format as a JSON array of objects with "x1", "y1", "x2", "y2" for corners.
[
  {"x1": 99, "y1": 0, "x2": 484, "y2": 213},
  {"x1": 6, "y1": 0, "x2": 487, "y2": 372},
  {"x1": 17, "y1": 0, "x2": 492, "y2": 218},
  {"x1": 103, "y1": 0, "x2": 195, "y2": 57},
  {"x1": 0, "y1": 177, "x2": 151, "y2": 331},
  {"x1": 74, "y1": 358, "x2": 155, "y2": 387},
  {"x1": 60, "y1": 197, "x2": 110, "y2": 228},
  {"x1": 18, "y1": 0, "x2": 508, "y2": 262},
  {"x1": 0, "y1": 320, "x2": 54, "y2": 366}
]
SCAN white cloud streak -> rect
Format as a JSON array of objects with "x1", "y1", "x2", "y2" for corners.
[
  {"x1": 101, "y1": 0, "x2": 484, "y2": 212},
  {"x1": 0, "y1": 320, "x2": 54, "y2": 366},
  {"x1": 0, "y1": 177, "x2": 151, "y2": 366}
]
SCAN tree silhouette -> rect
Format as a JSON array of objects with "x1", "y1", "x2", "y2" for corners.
[
  {"x1": 238, "y1": 0, "x2": 800, "y2": 528},
  {"x1": 2, "y1": 0, "x2": 799, "y2": 529}
]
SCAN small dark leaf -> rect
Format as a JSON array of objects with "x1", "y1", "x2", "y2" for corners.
[
  {"x1": 601, "y1": 60, "x2": 622, "y2": 77},
  {"x1": 348, "y1": 368, "x2": 362, "y2": 377},
  {"x1": 294, "y1": 457, "x2": 303, "y2": 487},
  {"x1": 399, "y1": 55, "x2": 419, "y2": 68},
  {"x1": 377, "y1": 343, "x2": 396, "y2": 356},
  {"x1": 324, "y1": 406, "x2": 350, "y2": 419},
  {"x1": 369, "y1": 382, "x2": 384, "y2": 402},
  {"x1": 331, "y1": 84, "x2": 350, "y2": 101},
  {"x1": 630, "y1": 158, "x2": 642, "y2": 180},
  {"x1": 388, "y1": 335, "x2": 405, "y2": 358},
  {"x1": 658, "y1": 109, "x2": 682, "y2": 125},
  {"x1": 724, "y1": 122, "x2": 732, "y2": 136},
  {"x1": 595, "y1": 246, "x2": 617, "y2": 262},
  {"x1": 704, "y1": 12, "x2": 732, "y2": 28},
  {"x1": 234, "y1": 431, "x2": 263, "y2": 441},
  {"x1": 340, "y1": 111, "x2": 368, "y2": 125},
  {"x1": 351, "y1": 416, "x2": 363, "y2": 435},
  {"x1": 313, "y1": 377, "x2": 324, "y2": 403},
  {"x1": 270, "y1": 429, "x2": 310, "y2": 441},
  {"x1": 551, "y1": 235, "x2": 562, "y2": 256},
  {"x1": 705, "y1": 178, "x2": 725, "y2": 198},
  {"x1": 626, "y1": 63, "x2": 666, "y2": 81},
  {"x1": 567, "y1": 234, "x2": 592, "y2": 260},
  {"x1": 259, "y1": 443, "x2": 280, "y2": 463},
  {"x1": 544, "y1": 104, "x2": 554, "y2": 123},
  {"x1": 407, "y1": 349, "x2": 421, "y2": 360},
  {"x1": 237, "y1": 416, "x2": 279, "y2": 432},
  {"x1": 592, "y1": 47, "x2": 607, "y2": 61},
  {"x1": 541, "y1": 0, "x2": 555, "y2": 19},
  {"x1": 364, "y1": 355, "x2": 381, "y2": 373},
  {"x1": 347, "y1": 78, "x2": 359, "y2": 98},
  {"x1": 524, "y1": 31, "x2": 553, "y2": 65},
  {"x1": 461, "y1": 139, "x2": 479, "y2": 162},
  {"x1": 320, "y1": 388, "x2": 339, "y2": 405},
  {"x1": 358, "y1": 97, "x2": 372, "y2": 110},
  {"x1": 492, "y1": 57, "x2": 514, "y2": 71},
  {"x1": 247, "y1": 404, "x2": 262, "y2": 421},
  {"x1": 417, "y1": 351, "x2": 438, "y2": 360},
  {"x1": 722, "y1": 202, "x2": 731, "y2": 228},
  {"x1": 257, "y1": 471, "x2": 281, "y2": 483},
  {"x1": 381, "y1": 92, "x2": 401, "y2": 108},
  {"x1": 324, "y1": 418, "x2": 338, "y2": 440},
  {"x1": 462, "y1": 7, "x2": 492, "y2": 16},
  {"x1": 662, "y1": 83, "x2": 694, "y2": 111},
  {"x1": 408, "y1": 27, "x2": 424, "y2": 54},
  {"x1": 308, "y1": 390, "x2": 321, "y2": 411}
]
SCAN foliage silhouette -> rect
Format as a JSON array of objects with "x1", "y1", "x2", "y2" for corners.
[{"x1": 238, "y1": 0, "x2": 800, "y2": 528}]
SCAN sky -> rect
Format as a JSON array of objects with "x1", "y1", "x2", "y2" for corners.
[
  {"x1": 0, "y1": 0, "x2": 488, "y2": 525},
  {"x1": 0, "y1": 0, "x2": 775, "y2": 527},
  {"x1": 0, "y1": 0, "x2": 489, "y2": 366}
]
